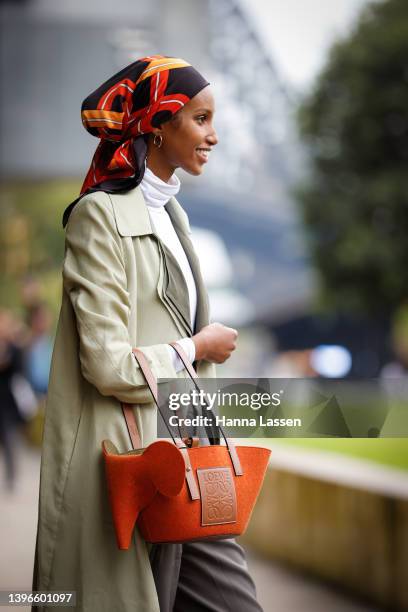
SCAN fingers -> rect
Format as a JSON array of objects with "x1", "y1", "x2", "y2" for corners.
[
  {"x1": 204, "y1": 322, "x2": 239, "y2": 364},
  {"x1": 226, "y1": 326, "x2": 238, "y2": 343}
]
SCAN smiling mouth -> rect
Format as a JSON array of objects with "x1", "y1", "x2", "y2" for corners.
[{"x1": 196, "y1": 148, "x2": 211, "y2": 162}]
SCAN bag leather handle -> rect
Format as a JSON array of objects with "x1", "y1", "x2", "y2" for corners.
[
  {"x1": 121, "y1": 342, "x2": 243, "y2": 492},
  {"x1": 169, "y1": 342, "x2": 243, "y2": 477}
]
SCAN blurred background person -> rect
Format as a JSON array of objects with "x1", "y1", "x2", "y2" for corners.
[
  {"x1": 24, "y1": 302, "x2": 53, "y2": 399},
  {"x1": 0, "y1": 309, "x2": 26, "y2": 490}
]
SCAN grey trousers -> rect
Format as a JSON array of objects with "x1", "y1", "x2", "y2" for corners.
[{"x1": 150, "y1": 539, "x2": 263, "y2": 612}]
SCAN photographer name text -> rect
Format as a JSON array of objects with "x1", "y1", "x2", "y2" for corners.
[{"x1": 168, "y1": 415, "x2": 302, "y2": 428}]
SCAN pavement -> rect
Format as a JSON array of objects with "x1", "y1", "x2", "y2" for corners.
[{"x1": 0, "y1": 435, "x2": 380, "y2": 612}]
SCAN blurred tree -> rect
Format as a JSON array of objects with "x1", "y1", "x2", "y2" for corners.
[
  {"x1": 296, "y1": 0, "x2": 408, "y2": 317},
  {"x1": 0, "y1": 180, "x2": 80, "y2": 313}
]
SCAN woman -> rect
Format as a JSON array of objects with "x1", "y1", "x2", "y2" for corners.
[{"x1": 32, "y1": 55, "x2": 262, "y2": 611}]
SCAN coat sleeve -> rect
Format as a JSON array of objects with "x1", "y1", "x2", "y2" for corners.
[{"x1": 62, "y1": 192, "x2": 178, "y2": 404}]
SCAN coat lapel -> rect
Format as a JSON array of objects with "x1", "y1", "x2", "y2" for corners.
[
  {"x1": 108, "y1": 187, "x2": 209, "y2": 337},
  {"x1": 165, "y1": 197, "x2": 210, "y2": 334},
  {"x1": 157, "y1": 239, "x2": 193, "y2": 336}
]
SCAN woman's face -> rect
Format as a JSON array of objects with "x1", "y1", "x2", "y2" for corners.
[{"x1": 152, "y1": 85, "x2": 218, "y2": 177}]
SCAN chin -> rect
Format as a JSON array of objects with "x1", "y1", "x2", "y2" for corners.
[{"x1": 183, "y1": 164, "x2": 204, "y2": 176}]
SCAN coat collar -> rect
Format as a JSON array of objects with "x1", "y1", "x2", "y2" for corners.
[
  {"x1": 107, "y1": 186, "x2": 152, "y2": 237},
  {"x1": 107, "y1": 185, "x2": 191, "y2": 238}
]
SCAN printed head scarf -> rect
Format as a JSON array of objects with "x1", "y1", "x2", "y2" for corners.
[{"x1": 62, "y1": 55, "x2": 209, "y2": 227}]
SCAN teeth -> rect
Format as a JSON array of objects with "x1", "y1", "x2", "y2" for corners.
[{"x1": 197, "y1": 148, "x2": 210, "y2": 159}]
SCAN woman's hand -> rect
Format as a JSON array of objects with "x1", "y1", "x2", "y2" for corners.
[{"x1": 192, "y1": 322, "x2": 238, "y2": 363}]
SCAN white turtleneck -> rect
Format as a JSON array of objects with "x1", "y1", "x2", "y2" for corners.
[{"x1": 139, "y1": 166, "x2": 197, "y2": 373}]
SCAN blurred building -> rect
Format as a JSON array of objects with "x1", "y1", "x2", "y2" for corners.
[{"x1": 0, "y1": 0, "x2": 314, "y2": 323}]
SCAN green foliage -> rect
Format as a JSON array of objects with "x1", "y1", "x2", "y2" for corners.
[
  {"x1": 273, "y1": 439, "x2": 408, "y2": 471},
  {"x1": 0, "y1": 179, "x2": 80, "y2": 313},
  {"x1": 296, "y1": 0, "x2": 408, "y2": 316}
]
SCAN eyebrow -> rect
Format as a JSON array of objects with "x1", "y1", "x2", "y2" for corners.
[{"x1": 193, "y1": 108, "x2": 213, "y2": 114}]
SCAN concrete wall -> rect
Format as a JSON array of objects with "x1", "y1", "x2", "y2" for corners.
[{"x1": 241, "y1": 449, "x2": 408, "y2": 611}]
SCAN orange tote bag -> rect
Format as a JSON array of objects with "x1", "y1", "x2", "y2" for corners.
[{"x1": 102, "y1": 342, "x2": 271, "y2": 550}]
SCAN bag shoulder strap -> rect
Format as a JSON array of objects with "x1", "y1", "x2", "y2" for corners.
[
  {"x1": 122, "y1": 403, "x2": 142, "y2": 449},
  {"x1": 121, "y1": 347, "x2": 200, "y2": 500},
  {"x1": 121, "y1": 348, "x2": 157, "y2": 450}
]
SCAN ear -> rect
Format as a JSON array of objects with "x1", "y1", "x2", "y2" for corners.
[
  {"x1": 143, "y1": 440, "x2": 185, "y2": 497},
  {"x1": 151, "y1": 126, "x2": 162, "y2": 137}
]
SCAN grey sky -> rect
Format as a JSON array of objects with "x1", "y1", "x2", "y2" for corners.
[{"x1": 243, "y1": 0, "x2": 374, "y2": 90}]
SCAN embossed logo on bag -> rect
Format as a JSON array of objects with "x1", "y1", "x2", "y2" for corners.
[{"x1": 197, "y1": 467, "x2": 237, "y2": 526}]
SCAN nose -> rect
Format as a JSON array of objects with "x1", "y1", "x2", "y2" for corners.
[{"x1": 206, "y1": 124, "x2": 218, "y2": 147}]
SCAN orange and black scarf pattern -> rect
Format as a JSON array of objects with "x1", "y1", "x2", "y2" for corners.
[{"x1": 63, "y1": 55, "x2": 208, "y2": 227}]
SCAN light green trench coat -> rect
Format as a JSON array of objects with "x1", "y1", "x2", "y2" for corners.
[{"x1": 32, "y1": 186, "x2": 215, "y2": 611}]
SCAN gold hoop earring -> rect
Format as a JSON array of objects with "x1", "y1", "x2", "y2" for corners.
[{"x1": 153, "y1": 134, "x2": 163, "y2": 148}]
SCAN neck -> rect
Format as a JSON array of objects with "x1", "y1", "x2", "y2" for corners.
[
  {"x1": 146, "y1": 139, "x2": 175, "y2": 182},
  {"x1": 140, "y1": 160, "x2": 181, "y2": 210}
]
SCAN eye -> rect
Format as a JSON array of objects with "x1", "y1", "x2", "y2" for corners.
[{"x1": 196, "y1": 114, "x2": 207, "y2": 125}]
